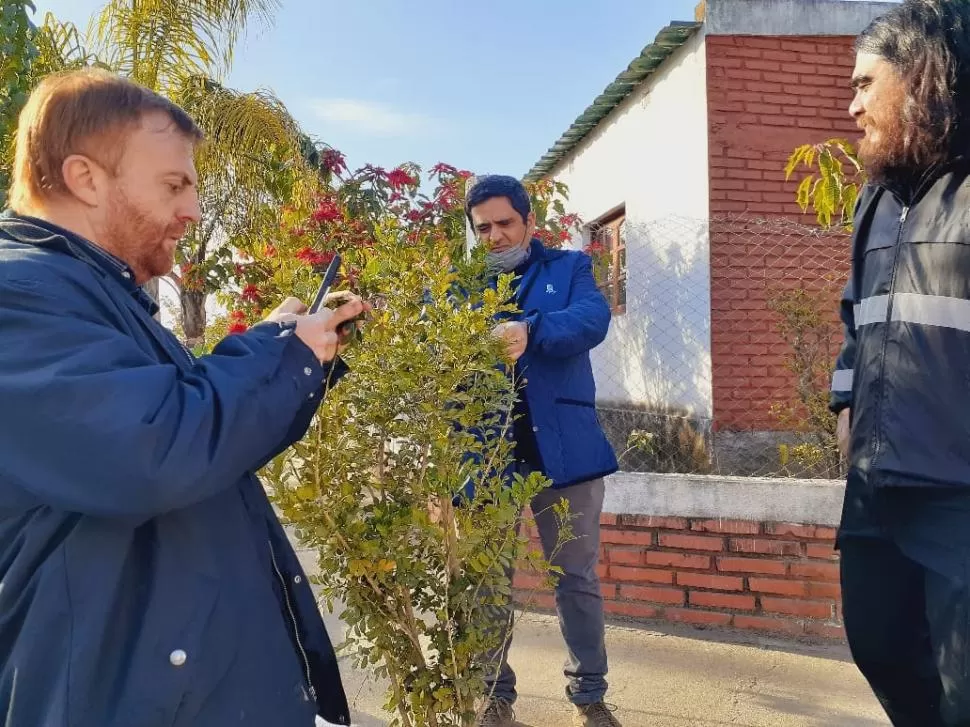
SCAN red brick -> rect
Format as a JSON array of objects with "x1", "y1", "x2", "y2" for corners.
[
  {"x1": 666, "y1": 608, "x2": 734, "y2": 627},
  {"x1": 744, "y1": 60, "x2": 782, "y2": 72},
  {"x1": 513, "y1": 572, "x2": 551, "y2": 591},
  {"x1": 781, "y1": 40, "x2": 820, "y2": 54},
  {"x1": 804, "y1": 622, "x2": 846, "y2": 640},
  {"x1": 762, "y1": 50, "x2": 795, "y2": 62},
  {"x1": 816, "y1": 527, "x2": 838, "y2": 540},
  {"x1": 743, "y1": 38, "x2": 783, "y2": 51},
  {"x1": 805, "y1": 544, "x2": 838, "y2": 560},
  {"x1": 616, "y1": 515, "x2": 688, "y2": 530},
  {"x1": 729, "y1": 539, "x2": 802, "y2": 556},
  {"x1": 607, "y1": 548, "x2": 645, "y2": 566},
  {"x1": 611, "y1": 566, "x2": 674, "y2": 585},
  {"x1": 620, "y1": 585, "x2": 685, "y2": 605},
  {"x1": 790, "y1": 562, "x2": 841, "y2": 582},
  {"x1": 604, "y1": 601, "x2": 660, "y2": 619},
  {"x1": 749, "y1": 578, "x2": 807, "y2": 597},
  {"x1": 766, "y1": 523, "x2": 818, "y2": 539},
  {"x1": 762, "y1": 598, "x2": 834, "y2": 619},
  {"x1": 690, "y1": 520, "x2": 761, "y2": 535},
  {"x1": 734, "y1": 615, "x2": 806, "y2": 637},
  {"x1": 690, "y1": 591, "x2": 756, "y2": 611},
  {"x1": 732, "y1": 47, "x2": 764, "y2": 59},
  {"x1": 600, "y1": 582, "x2": 617, "y2": 599},
  {"x1": 600, "y1": 529, "x2": 654, "y2": 547},
  {"x1": 596, "y1": 564, "x2": 609, "y2": 580},
  {"x1": 646, "y1": 551, "x2": 712, "y2": 570},
  {"x1": 746, "y1": 103, "x2": 782, "y2": 115},
  {"x1": 677, "y1": 572, "x2": 744, "y2": 591},
  {"x1": 659, "y1": 534, "x2": 726, "y2": 552},
  {"x1": 806, "y1": 581, "x2": 842, "y2": 600},
  {"x1": 710, "y1": 57, "x2": 743, "y2": 69},
  {"x1": 600, "y1": 513, "x2": 618, "y2": 527}
]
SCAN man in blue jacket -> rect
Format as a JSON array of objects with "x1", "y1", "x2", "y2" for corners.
[
  {"x1": 0, "y1": 69, "x2": 366, "y2": 726},
  {"x1": 466, "y1": 176, "x2": 620, "y2": 727}
]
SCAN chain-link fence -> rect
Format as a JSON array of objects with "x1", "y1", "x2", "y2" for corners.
[{"x1": 586, "y1": 213, "x2": 850, "y2": 480}]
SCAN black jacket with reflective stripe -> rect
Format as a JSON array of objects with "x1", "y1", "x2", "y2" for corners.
[{"x1": 831, "y1": 162, "x2": 970, "y2": 488}]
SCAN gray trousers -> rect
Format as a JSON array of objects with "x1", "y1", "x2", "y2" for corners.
[{"x1": 484, "y1": 476, "x2": 609, "y2": 705}]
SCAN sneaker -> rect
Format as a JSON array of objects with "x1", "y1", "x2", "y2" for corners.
[
  {"x1": 574, "y1": 701, "x2": 622, "y2": 726},
  {"x1": 476, "y1": 697, "x2": 516, "y2": 727}
]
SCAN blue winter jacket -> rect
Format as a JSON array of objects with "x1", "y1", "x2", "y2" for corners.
[
  {"x1": 0, "y1": 214, "x2": 350, "y2": 726},
  {"x1": 500, "y1": 239, "x2": 618, "y2": 488}
]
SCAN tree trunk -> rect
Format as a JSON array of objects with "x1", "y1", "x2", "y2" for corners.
[{"x1": 180, "y1": 289, "x2": 207, "y2": 348}]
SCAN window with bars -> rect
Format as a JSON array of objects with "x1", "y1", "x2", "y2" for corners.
[{"x1": 586, "y1": 207, "x2": 626, "y2": 314}]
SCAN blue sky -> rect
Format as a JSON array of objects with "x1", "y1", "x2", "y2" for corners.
[{"x1": 32, "y1": 0, "x2": 703, "y2": 178}]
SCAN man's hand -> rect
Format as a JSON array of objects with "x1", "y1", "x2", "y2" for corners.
[
  {"x1": 265, "y1": 294, "x2": 369, "y2": 363},
  {"x1": 837, "y1": 408, "x2": 851, "y2": 458},
  {"x1": 492, "y1": 321, "x2": 528, "y2": 361}
]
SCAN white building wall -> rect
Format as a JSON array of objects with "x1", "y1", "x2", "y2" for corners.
[{"x1": 546, "y1": 30, "x2": 712, "y2": 418}]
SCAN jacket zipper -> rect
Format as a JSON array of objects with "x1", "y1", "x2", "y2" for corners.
[
  {"x1": 870, "y1": 204, "x2": 909, "y2": 470},
  {"x1": 268, "y1": 539, "x2": 317, "y2": 702}
]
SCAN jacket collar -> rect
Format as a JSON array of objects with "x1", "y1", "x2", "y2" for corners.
[{"x1": 0, "y1": 212, "x2": 159, "y2": 315}]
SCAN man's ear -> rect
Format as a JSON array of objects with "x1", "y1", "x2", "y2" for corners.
[
  {"x1": 61, "y1": 154, "x2": 102, "y2": 207},
  {"x1": 525, "y1": 210, "x2": 537, "y2": 240}
]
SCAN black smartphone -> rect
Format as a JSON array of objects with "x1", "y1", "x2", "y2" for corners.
[{"x1": 308, "y1": 254, "x2": 342, "y2": 314}]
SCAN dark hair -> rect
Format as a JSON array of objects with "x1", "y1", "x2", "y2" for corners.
[
  {"x1": 856, "y1": 0, "x2": 970, "y2": 167},
  {"x1": 464, "y1": 174, "x2": 531, "y2": 224}
]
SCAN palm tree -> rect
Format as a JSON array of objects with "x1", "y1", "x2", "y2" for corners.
[
  {"x1": 86, "y1": 0, "x2": 314, "y2": 341},
  {"x1": 9, "y1": 0, "x2": 313, "y2": 338}
]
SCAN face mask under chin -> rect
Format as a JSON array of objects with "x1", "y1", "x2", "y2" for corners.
[{"x1": 485, "y1": 238, "x2": 531, "y2": 274}]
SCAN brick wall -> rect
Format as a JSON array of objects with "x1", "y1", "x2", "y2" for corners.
[
  {"x1": 514, "y1": 512, "x2": 844, "y2": 641},
  {"x1": 706, "y1": 36, "x2": 856, "y2": 430}
]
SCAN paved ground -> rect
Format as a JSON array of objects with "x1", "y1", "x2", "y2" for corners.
[{"x1": 295, "y1": 544, "x2": 889, "y2": 727}]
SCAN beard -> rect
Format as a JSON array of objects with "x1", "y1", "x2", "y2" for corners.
[
  {"x1": 858, "y1": 108, "x2": 910, "y2": 186},
  {"x1": 102, "y1": 185, "x2": 184, "y2": 285}
]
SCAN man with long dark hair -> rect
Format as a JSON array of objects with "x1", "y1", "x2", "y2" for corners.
[{"x1": 830, "y1": 1, "x2": 970, "y2": 724}]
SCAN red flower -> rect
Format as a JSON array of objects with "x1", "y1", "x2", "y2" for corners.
[
  {"x1": 321, "y1": 148, "x2": 347, "y2": 176},
  {"x1": 584, "y1": 241, "x2": 606, "y2": 255},
  {"x1": 406, "y1": 209, "x2": 424, "y2": 222},
  {"x1": 263, "y1": 244, "x2": 277, "y2": 258},
  {"x1": 430, "y1": 162, "x2": 457, "y2": 176},
  {"x1": 241, "y1": 284, "x2": 261, "y2": 302},
  {"x1": 389, "y1": 191, "x2": 403, "y2": 203},
  {"x1": 312, "y1": 199, "x2": 342, "y2": 224},
  {"x1": 228, "y1": 310, "x2": 248, "y2": 334},
  {"x1": 388, "y1": 167, "x2": 418, "y2": 188},
  {"x1": 559, "y1": 213, "x2": 581, "y2": 227},
  {"x1": 291, "y1": 227, "x2": 307, "y2": 238},
  {"x1": 296, "y1": 247, "x2": 335, "y2": 267},
  {"x1": 457, "y1": 170, "x2": 473, "y2": 179},
  {"x1": 535, "y1": 228, "x2": 554, "y2": 245},
  {"x1": 558, "y1": 229, "x2": 571, "y2": 242}
]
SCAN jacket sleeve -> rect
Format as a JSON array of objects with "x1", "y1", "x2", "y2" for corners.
[
  {"x1": 829, "y1": 278, "x2": 856, "y2": 414},
  {"x1": 0, "y1": 269, "x2": 329, "y2": 520},
  {"x1": 524, "y1": 253, "x2": 611, "y2": 358}
]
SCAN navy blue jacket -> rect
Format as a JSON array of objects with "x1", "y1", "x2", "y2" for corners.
[
  {"x1": 0, "y1": 214, "x2": 350, "y2": 726},
  {"x1": 503, "y1": 239, "x2": 618, "y2": 488},
  {"x1": 831, "y1": 164, "x2": 970, "y2": 488}
]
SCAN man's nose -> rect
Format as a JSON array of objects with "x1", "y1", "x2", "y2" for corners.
[{"x1": 849, "y1": 91, "x2": 864, "y2": 119}]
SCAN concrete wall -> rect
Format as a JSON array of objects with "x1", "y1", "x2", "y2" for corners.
[
  {"x1": 705, "y1": 0, "x2": 898, "y2": 36},
  {"x1": 546, "y1": 30, "x2": 713, "y2": 417}
]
